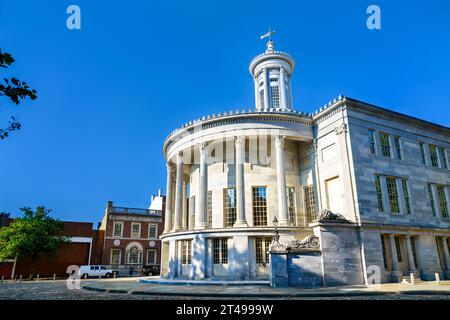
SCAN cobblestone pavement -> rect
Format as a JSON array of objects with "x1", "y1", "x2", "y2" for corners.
[{"x1": 0, "y1": 279, "x2": 450, "y2": 300}]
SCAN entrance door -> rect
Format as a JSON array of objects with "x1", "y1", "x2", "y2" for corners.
[
  {"x1": 180, "y1": 240, "x2": 192, "y2": 277},
  {"x1": 255, "y1": 237, "x2": 271, "y2": 276},
  {"x1": 394, "y1": 236, "x2": 409, "y2": 275},
  {"x1": 212, "y1": 238, "x2": 228, "y2": 277}
]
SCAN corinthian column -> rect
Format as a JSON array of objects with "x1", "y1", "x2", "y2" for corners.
[
  {"x1": 196, "y1": 142, "x2": 208, "y2": 229},
  {"x1": 275, "y1": 135, "x2": 289, "y2": 226},
  {"x1": 234, "y1": 136, "x2": 248, "y2": 227},
  {"x1": 173, "y1": 151, "x2": 184, "y2": 231},
  {"x1": 164, "y1": 163, "x2": 174, "y2": 233}
]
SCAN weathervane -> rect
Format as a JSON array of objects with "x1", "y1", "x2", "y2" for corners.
[{"x1": 260, "y1": 26, "x2": 275, "y2": 41}]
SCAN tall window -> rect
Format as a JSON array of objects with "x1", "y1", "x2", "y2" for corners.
[
  {"x1": 127, "y1": 246, "x2": 142, "y2": 264},
  {"x1": 147, "y1": 250, "x2": 156, "y2": 265},
  {"x1": 270, "y1": 85, "x2": 279, "y2": 108},
  {"x1": 410, "y1": 237, "x2": 418, "y2": 269},
  {"x1": 223, "y1": 188, "x2": 236, "y2": 227},
  {"x1": 255, "y1": 237, "x2": 271, "y2": 265},
  {"x1": 213, "y1": 238, "x2": 228, "y2": 264},
  {"x1": 401, "y1": 179, "x2": 411, "y2": 214},
  {"x1": 437, "y1": 185, "x2": 449, "y2": 219},
  {"x1": 189, "y1": 196, "x2": 196, "y2": 230},
  {"x1": 380, "y1": 235, "x2": 389, "y2": 270},
  {"x1": 419, "y1": 142, "x2": 427, "y2": 165},
  {"x1": 429, "y1": 144, "x2": 439, "y2": 167},
  {"x1": 252, "y1": 187, "x2": 268, "y2": 226},
  {"x1": 394, "y1": 136, "x2": 402, "y2": 159},
  {"x1": 131, "y1": 223, "x2": 141, "y2": 238},
  {"x1": 435, "y1": 237, "x2": 447, "y2": 270},
  {"x1": 374, "y1": 175, "x2": 384, "y2": 212},
  {"x1": 428, "y1": 183, "x2": 436, "y2": 216},
  {"x1": 386, "y1": 176, "x2": 399, "y2": 213},
  {"x1": 379, "y1": 132, "x2": 391, "y2": 157},
  {"x1": 394, "y1": 236, "x2": 402, "y2": 263},
  {"x1": 440, "y1": 147, "x2": 448, "y2": 169},
  {"x1": 287, "y1": 187, "x2": 296, "y2": 226},
  {"x1": 368, "y1": 129, "x2": 376, "y2": 154},
  {"x1": 111, "y1": 249, "x2": 121, "y2": 265},
  {"x1": 148, "y1": 223, "x2": 158, "y2": 239},
  {"x1": 113, "y1": 222, "x2": 123, "y2": 237},
  {"x1": 181, "y1": 240, "x2": 192, "y2": 264},
  {"x1": 259, "y1": 89, "x2": 264, "y2": 109},
  {"x1": 304, "y1": 185, "x2": 317, "y2": 222},
  {"x1": 207, "y1": 191, "x2": 213, "y2": 227}
]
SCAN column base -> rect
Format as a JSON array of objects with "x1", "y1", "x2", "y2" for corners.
[
  {"x1": 233, "y1": 220, "x2": 249, "y2": 228},
  {"x1": 172, "y1": 227, "x2": 184, "y2": 232}
]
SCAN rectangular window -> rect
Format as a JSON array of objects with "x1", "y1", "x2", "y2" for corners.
[
  {"x1": 255, "y1": 237, "x2": 272, "y2": 265},
  {"x1": 394, "y1": 236, "x2": 402, "y2": 263},
  {"x1": 113, "y1": 222, "x2": 123, "y2": 237},
  {"x1": 379, "y1": 132, "x2": 391, "y2": 157},
  {"x1": 270, "y1": 85, "x2": 279, "y2": 108},
  {"x1": 429, "y1": 144, "x2": 439, "y2": 167},
  {"x1": 368, "y1": 129, "x2": 376, "y2": 155},
  {"x1": 386, "y1": 176, "x2": 399, "y2": 213},
  {"x1": 437, "y1": 185, "x2": 449, "y2": 219},
  {"x1": 287, "y1": 187, "x2": 296, "y2": 226},
  {"x1": 304, "y1": 185, "x2": 317, "y2": 222},
  {"x1": 181, "y1": 240, "x2": 192, "y2": 264},
  {"x1": 410, "y1": 237, "x2": 418, "y2": 270},
  {"x1": 213, "y1": 238, "x2": 228, "y2": 264},
  {"x1": 428, "y1": 183, "x2": 436, "y2": 216},
  {"x1": 252, "y1": 187, "x2": 268, "y2": 226},
  {"x1": 131, "y1": 223, "x2": 141, "y2": 238},
  {"x1": 419, "y1": 142, "x2": 427, "y2": 165},
  {"x1": 374, "y1": 175, "x2": 384, "y2": 212},
  {"x1": 394, "y1": 136, "x2": 402, "y2": 160},
  {"x1": 259, "y1": 90, "x2": 264, "y2": 109},
  {"x1": 380, "y1": 235, "x2": 389, "y2": 270},
  {"x1": 148, "y1": 223, "x2": 158, "y2": 239},
  {"x1": 440, "y1": 147, "x2": 448, "y2": 169},
  {"x1": 111, "y1": 249, "x2": 121, "y2": 265},
  {"x1": 401, "y1": 179, "x2": 411, "y2": 214},
  {"x1": 435, "y1": 237, "x2": 447, "y2": 270},
  {"x1": 147, "y1": 250, "x2": 156, "y2": 265},
  {"x1": 223, "y1": 188, "x2": 237, "y2": 227},
  {"x1": 207, "y1": 191, "x2": 212, "y2": 227},
  {"x1": 189, "y1": 196, "x2": 196, "y2": 230}
]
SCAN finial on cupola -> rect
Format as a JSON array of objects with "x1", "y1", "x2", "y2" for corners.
[{"x1": 260, "y1": 26, "x2": 276, "y2": 53}]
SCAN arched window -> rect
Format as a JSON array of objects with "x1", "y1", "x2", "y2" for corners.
[{"x1": 126, "y1": 245, "x2": 143, "y2": 264}]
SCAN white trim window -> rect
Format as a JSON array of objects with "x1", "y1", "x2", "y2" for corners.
[
  {"x1": 110, "y1": 249, "x2": 121, "y2": 265},
  {"x1": 113, "y1": 221, "x2": 123, "y2": 238},
  {"x1": 131, "y1": 223, "x2": 141, "y2": 238},
  {"x1": 126, "y1": 246, "x2": 143, "y2": 264},
  {"x1": 147, "y1": 249, "x2": 157, "y2": 265},
  {"x1": 148, "y1": 223, "x2": 158, "y2": 239}
]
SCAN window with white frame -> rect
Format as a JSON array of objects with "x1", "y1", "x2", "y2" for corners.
[
  {"x1": 270, "y1": 85, "x2": 279, "y2": 108},
  {"x1": 386, "y1": 176, "x2": 399, "y2": 213},
  {"x1": 148, "y1": 223, "x2": 158, "y2": 239},
  {"x1": 207, "y1": 190, "x2": 212, "y2": 227},
  {"x1": 147, "y1": 249, "x2": 157, "y2": 265},
  {"x1": 394, "y1": 136, "x2": 402, "y2": 160},
  {"x1": 427, "y1": 183, "x2": 436, "y2": 216},
  {"x1": 255, "y1": 237, "x2": 271, "y2": 265},
  {"x1": 126, "y1": 246, "x2": 142, "y2": 264},
  {"x1": 223, "y1": 188, "x2": 237, "y2": 228},
  {"x1": 252, "y1": 187, "x2": 268, "y2": 226},
  {"x1": 181, "y1": 240, "x2": 192, "y2": 264},
  {"x1": 304, "y1": 185, "x2": 317, "y2": 222},
  {"x1": 374, "y1": 175, "x2": 384, "y2": 212},
  {"x1": 419, "y1": 142, "x2": 427, "y2": 165},
  {"x1": 287, "y1": 187, "x2": 296, "y2": 226},
  {"x1": 131, "y1": 223, "x2": 141, "y2": 238},
  {"x1": 113, "y1": 221, "x2": 123, "y2": 237},
  {"x1": 429, "y1": 144, "x2": 439, "y2": 167},
  {"x1": 213, "y1": 238, "x2": 228, "y2": 264},
  {"x1": 437, "y1": 185, "x2": 449, "y2": 219},
  {"x1": 401, "y1": 179, "x2": 411, "y2": 214},
  {"x1": 379, "y1": 132, "x2": 391, "y2": 157},
  {"x1": 440, "y1": 147, "x2": 448, "y2": 169},
  {"x1": 110, "y1": 249, "x2": 121, "y2": 265}
]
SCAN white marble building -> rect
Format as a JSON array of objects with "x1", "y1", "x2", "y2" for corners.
[{"x1": 160, "y1": 37, "x2": 450, "y2": 284}]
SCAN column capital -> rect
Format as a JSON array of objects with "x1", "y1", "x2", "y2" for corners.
[
  {"x1": 199, "y1": 141, "x2": 209, "y2": 152},
  {"x1": 275, "y1": 135, "x2": 287, "y2": 149},
  {"x1": 334, "y1": 123, "x2": 348, "y2": 136},
  {"x1": 234, "y1": 136, "x2": 245, "y2": 147},
  {"x1": 307, "y1": 139, "x2": 318, "y2": 155}
]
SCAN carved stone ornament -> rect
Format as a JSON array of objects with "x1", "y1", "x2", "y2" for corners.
[
  {"x1": 269, "y1": 234, "x2": 320, "y2": 252},
  {"x1": 317, "y1": 209, "x2": 350, "y2": 222},
  {"x1": 334, "y1": 123, "x2": 348, "y2": 136}
]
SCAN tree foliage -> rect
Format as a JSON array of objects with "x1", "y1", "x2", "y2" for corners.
[
  {"x1": 0, "y1": 49, "x2": 37, "y2": 140},
  {"x1": 0, "y1": 207, "x2": 67, "y2": 274}
]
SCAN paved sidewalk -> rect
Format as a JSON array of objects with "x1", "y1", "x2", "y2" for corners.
[{"x1": 82, "y1": 277, "x2": 450, "y2": 298}]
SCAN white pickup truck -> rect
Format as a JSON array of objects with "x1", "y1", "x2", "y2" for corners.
[{"x1": 78, "y1": 265, "x2": 114, "y2": 279}]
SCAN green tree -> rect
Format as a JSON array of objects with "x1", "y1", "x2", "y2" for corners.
[
  {"x1": 0, "y1": 49, "x2": 37, "y2": 140},
  {"x1": 0, "y1": 207, "x2": 67, "y2": 278}
]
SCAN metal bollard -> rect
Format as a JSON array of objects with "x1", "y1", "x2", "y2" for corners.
[
  {"x1": 36, "y1": 274, "x2": 39, "y2": 282},
  {"x1": 435, "y1": 272, "x2": 440, "y2": 284},
  {"x1": 410, "y1": 273, "x2": 415, "y2": 285},
  {"x1": 53, "y1": 274, "x2": 56, "y2": 281}
]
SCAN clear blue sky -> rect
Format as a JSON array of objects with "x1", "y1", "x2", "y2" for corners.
[{"x1": 1, "y1": 1, "x2": 449, "y2": 224}]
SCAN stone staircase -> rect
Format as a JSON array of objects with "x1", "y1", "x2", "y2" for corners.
[{"x1": 401, "y1": 274, "x2": 422, "y2": 284}]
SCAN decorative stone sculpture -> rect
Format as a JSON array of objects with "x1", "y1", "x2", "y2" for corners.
[{"x1": 317, "y1": 209, "x2": 349, "y2": 222}]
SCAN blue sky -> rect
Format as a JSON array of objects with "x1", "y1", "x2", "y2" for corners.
[{"x1": 1, "y1": 0, "x2": 449, "y2": 224}]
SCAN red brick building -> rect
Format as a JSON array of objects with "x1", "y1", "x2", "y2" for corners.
[
  {"x1": 0, "y1": 220, "x2": 104, "y2": 279},
  {"x1": 99, "y1": 196, "x2": 164, "y2": 275}
]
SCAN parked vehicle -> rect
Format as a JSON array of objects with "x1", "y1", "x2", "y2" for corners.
[
  {"x1": 141, "y1": 264, "x2": 160, "y2": 276},
  {"x1": 78, "y1": 265, "x2": 113, "y2": 279}
]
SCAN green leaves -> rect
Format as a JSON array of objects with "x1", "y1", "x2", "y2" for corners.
[
  {"x1": 0, "y1": 207, "x2": 66, "y2": 264},
  {"x1": 0, "y1": 49, "x2": 14, "y2": 68}
]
